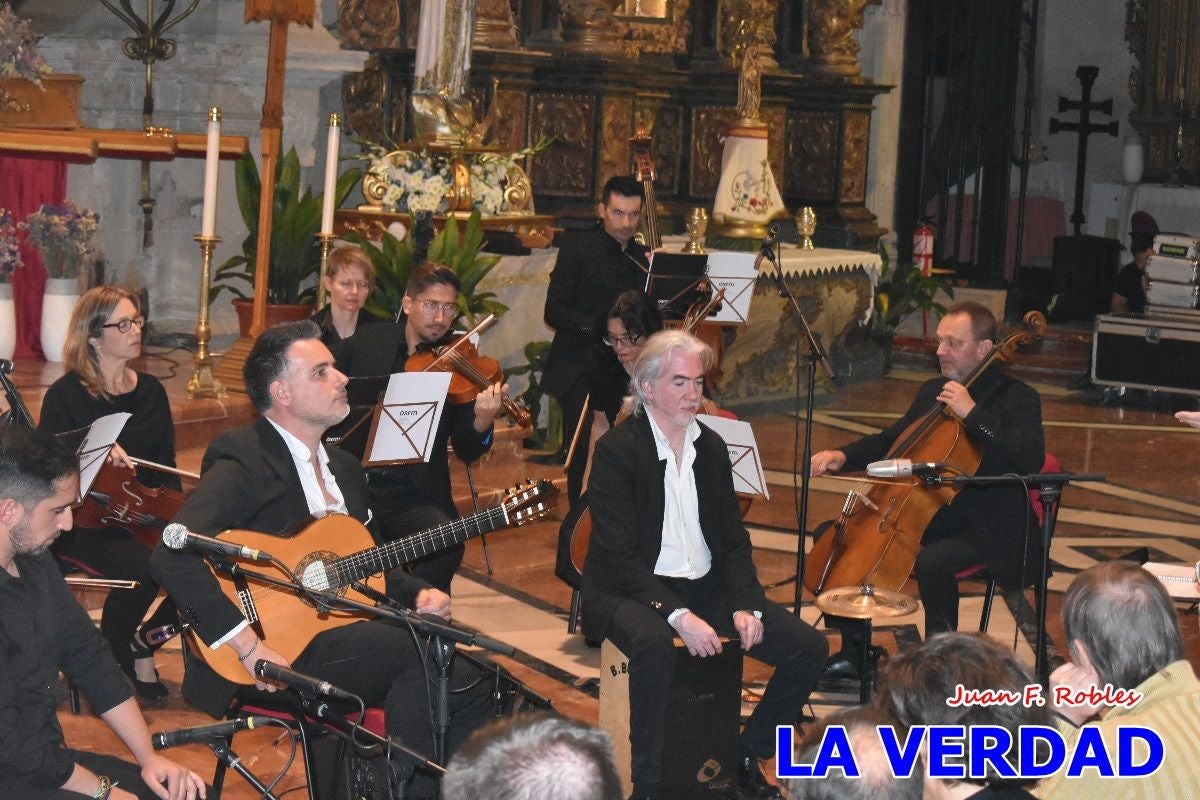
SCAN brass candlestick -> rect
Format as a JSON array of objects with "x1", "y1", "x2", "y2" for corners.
[
  {"x1": 187, "y1": 234, "x2": 227, "y2": 399},
  {"x1": 315, "y1": 232, "x2": 336, "y2": 309},
  {"x1": 796, "y1": 206, "x2": 817, "y2": 250},
  {"x1": 682, "y1": 207, "x2": 709, "y2": 254}
]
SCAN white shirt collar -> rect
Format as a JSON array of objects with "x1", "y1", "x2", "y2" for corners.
[
  {"x1": 644, "y1": 409, "x2": 701, "y2": 463},
  {"x1": 265, "y1": 417, "x2": 329, "y2": 468}
]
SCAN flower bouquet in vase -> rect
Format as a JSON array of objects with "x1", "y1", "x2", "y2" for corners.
[
  {"x1": 21, "y1": 201, "x2": 99, "y2": 361},
  {"x1": 0, "y1": 207, "x2": 21, "y2": 359}
]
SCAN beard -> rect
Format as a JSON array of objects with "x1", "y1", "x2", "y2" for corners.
[{"x1": 9, "y1": 516, "x2": 54, "y2": 557}]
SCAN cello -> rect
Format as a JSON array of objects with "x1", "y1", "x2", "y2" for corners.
[{"x1": 803, "y1": 310, "x2": 1047, "y2": 596}]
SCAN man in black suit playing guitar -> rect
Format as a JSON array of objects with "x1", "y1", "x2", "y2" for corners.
[{"x1": 151, "y1": 320, "x2": 491, "y2": 798}]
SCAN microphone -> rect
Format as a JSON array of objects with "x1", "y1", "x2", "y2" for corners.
[
  {"x1": 152, "y1": 716, "x2": 267, "y2": 749},
  {"x1": 161, "y1": 523, "x2": 272, "y2": 562},
  {"x1": 759, "y1": 225, "x2": 778, "y2": 256},
  {"x1": 866, "y1": 459, "x2": 943, "y2": 478},
  {"x1": 254, "y1": 660, "x2": 360, "y2": 703}
]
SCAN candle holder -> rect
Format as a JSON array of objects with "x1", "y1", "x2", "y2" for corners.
[
  {"x1": 315, "y1": 232, "x2": 336, "y2": 309},
  {"x1": 796, "y1": 206, "x2": 818, "y2": 250},
  {"x1": 187, "y1": 234, "x2": 227, "y2": 399},
  {"x1": 682, "y1": 207, "x2": 709, "y2": 254}
]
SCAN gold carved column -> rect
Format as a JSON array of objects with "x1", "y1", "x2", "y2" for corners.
[{"x1": 809, "y1": 0, "x2": 871, "y2": 78}]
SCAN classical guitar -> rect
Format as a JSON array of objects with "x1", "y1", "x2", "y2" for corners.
[{"x1": 188, "y1": 479, "x2": 556, "y2": 684}]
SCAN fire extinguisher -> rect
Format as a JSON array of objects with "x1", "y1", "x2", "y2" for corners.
[{"x1": 914, "y1": 221, "x2": 934, "y2": 278}]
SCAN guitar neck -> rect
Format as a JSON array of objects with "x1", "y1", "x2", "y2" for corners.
[{"x1": 330, "y1": 503, "x2": 509, "y2": 585}]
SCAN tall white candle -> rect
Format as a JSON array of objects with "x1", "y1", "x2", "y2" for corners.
[
  {"x1": 320, "y1": 113, "x2": 342, "y2": 235},
  {"x1": 201, "y1": 107, "x2": 221, "y2": 237}
]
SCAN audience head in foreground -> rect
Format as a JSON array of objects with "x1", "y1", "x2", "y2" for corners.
[
  {"x1": 786, "y1": 704, "x2": 922, "y2": 800},
  {"x1": 876, "y1": 632, "x2": 1051, "y2": 799},
  {"x1": 443, "y1": 712, "x2": 622, "y2": 800}
]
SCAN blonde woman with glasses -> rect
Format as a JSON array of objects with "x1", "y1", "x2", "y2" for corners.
[{"x1": 38, "y1": 285, "x2": 180, "y2": 700}]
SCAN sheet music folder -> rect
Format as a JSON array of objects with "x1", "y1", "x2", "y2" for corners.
[{"x1": 645, "y1": 252, "x2": 709, "y2": 320}]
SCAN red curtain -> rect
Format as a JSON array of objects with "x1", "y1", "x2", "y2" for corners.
[{"x1": 0, "y1": 155, "x2": 67, "y2": 358}]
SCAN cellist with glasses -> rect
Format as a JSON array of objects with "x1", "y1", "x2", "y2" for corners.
[{"x1": 809, "y1": 301, "x2": 1045, "y2": 678}]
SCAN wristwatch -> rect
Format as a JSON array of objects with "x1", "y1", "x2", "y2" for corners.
[{"x1": 93, "y1": 775, "x2": 113, "y2": 799}]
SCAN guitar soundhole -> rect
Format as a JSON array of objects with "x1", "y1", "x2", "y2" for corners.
[{"x1": 296, "y1": 550, "x2": 342, "y2": 595}]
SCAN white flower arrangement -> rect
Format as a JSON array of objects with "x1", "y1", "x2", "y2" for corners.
[{"x1": 359, "y1": 139, "x2": 546, "y2": 217}]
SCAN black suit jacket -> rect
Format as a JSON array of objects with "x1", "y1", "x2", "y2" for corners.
[
  {"x1": 580, "y1": 413, "x2": 767, "y2": 641},
  {"x1": 839, "y1": 365, "x2": 1045, "y2": 587},
  {"x1": 150, "y1": 417, "x2": 430, "y2": 717},
  {"x1": 542, "y1": 228, "x2": 649, "y2": 398}
]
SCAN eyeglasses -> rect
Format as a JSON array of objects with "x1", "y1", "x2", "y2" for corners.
[
  {"x1": 934, "y1": 336, "x2": 979, "y2": 350},
  {"x1": 603, "y1": 333, "x2": 642, "y2": 347},
  {"x1": 416, "y1": 300, "x2": 458, "y2": 316},
  {"x1": 334, "y1": 279, "x2": 370, "y2": 292},
  {"x1": 101, "y1": 317, "x2": 146, "y2": 333}
]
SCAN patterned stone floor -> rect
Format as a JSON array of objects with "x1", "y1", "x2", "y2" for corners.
[{"x1": 13, "y1": 355, "x2": 1196, "y2": 798}]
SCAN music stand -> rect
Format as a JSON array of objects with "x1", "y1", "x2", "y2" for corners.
[
  {"x1": 57, "y1": 412, "x2": 132, "y2": 503},
  {"x1": 323, "y1": 376, "x2": 389, "y2": 461},
  {"x1": 645, "y1": 252, "x2": 709, "y2": 320}
]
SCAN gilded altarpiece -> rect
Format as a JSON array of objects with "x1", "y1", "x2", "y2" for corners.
[
  {"x1": 1126, "y1": 0, "x2": 1200, "y2": 182},
  {"x1": 335, "y1": 0, "x2": 889, "y2": 248}
]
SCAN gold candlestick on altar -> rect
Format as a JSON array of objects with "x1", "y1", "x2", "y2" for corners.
[
  {"x1": 315, "y1": 231, "x2": 336, "y2": 309},
  {"x1": 187, "y1": 234, "x2": 227, "y2": 399},
  {"x1": 796, "y1": 206, "x2": 817, "y2": 250},
  {"x1": 682, "y1": 207, "x2": 709, "y2": 254}
]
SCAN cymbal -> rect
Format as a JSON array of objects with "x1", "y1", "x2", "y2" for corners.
[{"x1": 816, "y1": 585, "x2": 918, "y2": 619}]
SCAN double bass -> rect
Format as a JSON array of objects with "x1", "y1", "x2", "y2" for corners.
[{"x1": 803, "y1": 311, "x2": 1047, "y2": 596}]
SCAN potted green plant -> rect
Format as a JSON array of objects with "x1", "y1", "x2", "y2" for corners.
[
  {"x1": 342, "y1": 209, "x2": 507, "y2": 325},
  {"x1": 211, "y1": 147, "x2": 361, "y2": 335}
]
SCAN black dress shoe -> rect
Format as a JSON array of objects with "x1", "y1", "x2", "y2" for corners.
[
  {"x1": 122, "y1": 662, "x2": 168, "y2": 701},
  {"x1": 814, "y1": 652, "x2": 862, "y2": 693},
  {"x1": 736, "y1": 756, "x2": 783, "y2": 800}
]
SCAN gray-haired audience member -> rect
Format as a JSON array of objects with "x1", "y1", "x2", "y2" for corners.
[
  {"x1": 876, "y1": 632, "x2": 1050, "y2": 799},
  {"x1": 1036, "y1": 560, "x2": 1200, "y2": 799},
  {"x1": 443, "y1": 712, "x2": 623, "y2": 800},
  {"x1": 786, "y1": 705, "x2": 922, "y2": 800}
]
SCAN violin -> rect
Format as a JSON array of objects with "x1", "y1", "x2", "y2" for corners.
[
  {"x1": 403, "y1": 314, "x2": 532, "y2": 428},
  {"x1": 74, "y1": 460, "x2": 191, "y2": 550}
]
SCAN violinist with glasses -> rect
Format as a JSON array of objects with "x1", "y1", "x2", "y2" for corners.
[{"x1": 339, "y1": 262, "x2": 505, "y2": 592}]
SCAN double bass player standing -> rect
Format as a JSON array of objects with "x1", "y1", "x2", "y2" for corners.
[{"x1": 810, "y1": 302, "x2": 1045, "y2": 654}]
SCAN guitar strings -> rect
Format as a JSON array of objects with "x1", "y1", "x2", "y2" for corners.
[{"x1": 228, "y1": 504, "x2": 518, "y2": 611}]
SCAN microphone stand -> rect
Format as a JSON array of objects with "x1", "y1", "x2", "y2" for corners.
[
  {"x1": 758, "y1": 237, "x2": 836, "y2": 615},
  {"x1": 205, "y1": 739, "x2": 283, "y2": 800},
  {"x1": 215, "y1": 563, "x2": 514, "y2": 768},
  {"x1": 919, "y1": 470, "x2": 1106, "y2": 685}
]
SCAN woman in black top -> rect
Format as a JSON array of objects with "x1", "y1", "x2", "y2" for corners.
[
  {"x1": 310, "y1": 244, "x2": 387, "y2": 366},
  {"x1": 581, "y1": 290, "x2": 663, "y2": 490},
  {"x1": 38, "y1": 286, "x2": 179, "y2": 700}
]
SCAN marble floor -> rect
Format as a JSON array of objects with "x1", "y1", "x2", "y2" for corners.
[{"x1": 6, "y1": 349, "x2": 1200, "y2": 798}]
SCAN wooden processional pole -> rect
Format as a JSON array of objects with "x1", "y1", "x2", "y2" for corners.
[{"x1": 216, "y1": 0, "x2": 313, "y2": 390}]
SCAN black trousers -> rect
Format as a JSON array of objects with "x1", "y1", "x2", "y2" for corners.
[
  {"x1": 52, "y1": 527, "x2": 176, "y2": 673},
  {"x1": 555, "y1": 379, "x2": 590, "y2": 506},
  {"x1": 12, "y1": 751, "x2": 171, "y2": 800},
  {"x1": 235, "y1": 619, "x2": 493, "y2": 795},
  {"x1": 914, "y1": 504, "x2": 1003, "y2": 636},
  {"x1": 604, "y1": 571, "x2": 827, "y2": 793}
]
